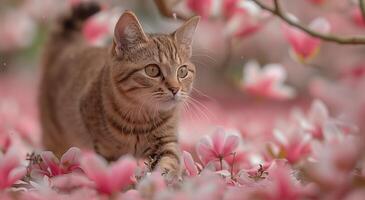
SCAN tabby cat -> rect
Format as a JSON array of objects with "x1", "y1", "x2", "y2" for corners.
[{"x1": 39, "y1": 2, "x2": 199, "y2": 176}]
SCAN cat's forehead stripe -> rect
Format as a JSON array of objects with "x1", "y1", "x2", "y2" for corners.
[{"x1": 152, "y1": 36, "x2": 182, "y2": 65}]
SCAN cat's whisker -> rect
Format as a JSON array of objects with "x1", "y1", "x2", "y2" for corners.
[
  {"x1": 187, "y1": 96, "x2": 217, "y2": 121},
  {"x1": 184, "y1": 98, "x2": 210, "y2": 121},
  {"x1": 192, "y1": 87, "x2": 216, "y2": 102},
  {"x1": 183, "y1": 101, "x2": 197, "y2": 123}
]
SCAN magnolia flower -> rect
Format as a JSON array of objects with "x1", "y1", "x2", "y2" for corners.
[
  {"x1": 186, "y1": 0, "x2": 213, "y2": 19},
  {"x1": 0, "y1": 147, "x2": 26, "y2": 190},
  {"x1": 269, "y1": 127, "x2": 312, "y2": 164},
  {"x1": 0, "y1": 98, "x2": 40, "y2": 148},
  {"x1": 196, "y1": 128, "x2": 239, "y2": 166},
  {"x1": 306, "y1": 135, "x2": 361, "y2": 191},
  {"x1": 351, "y1": 8, "x2": 365, "y2": 27},
  {"x1": 81, "y1": 153, "x2": 137, "y2": 195},
  {"x1": 282, "y1": 17, "x2": 330, "y2": 63},
  {"x1": 294, "y1": 100, "x2": 329, "y2": 140},
  {"x1": 242, "y1": 61, "x2": 296, "y2": 100},
  {"x1": 224, "y1": 1, "x2": 263, "y2": 37},
  {"x1": 258, "y1": 164, "x2": 306, "y2": 200},
  {"x1": 30, "y1": 147, "x2": 82, "y2": 179}
]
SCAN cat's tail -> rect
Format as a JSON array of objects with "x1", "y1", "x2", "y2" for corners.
[
  {"x1": 42, "y1": 2, "x2": 101, "y2": 68},
  {"x1": 57, "y1": 2, "x2": 101, "y2": 37}
]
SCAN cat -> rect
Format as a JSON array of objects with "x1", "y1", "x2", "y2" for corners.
[{"x1": 39, "y1": 2, "x2": 199, "y2": 176}]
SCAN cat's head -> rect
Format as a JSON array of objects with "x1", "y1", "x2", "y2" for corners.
[{"x1": 109, "y1": 11, "x2": 199, "y2": 111}]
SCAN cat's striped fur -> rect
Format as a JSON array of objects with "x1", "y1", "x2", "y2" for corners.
[{"x1": 39, "y1": 2, "x2": 199, "y2": 176}]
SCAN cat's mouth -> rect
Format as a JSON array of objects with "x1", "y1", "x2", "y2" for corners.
[{"x1": 157, "y1": 96, "x2": 182, "y2": 109}]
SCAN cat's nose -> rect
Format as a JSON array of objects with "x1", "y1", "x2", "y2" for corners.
[{"x1": 168, "y1": 87, "x2": 180, "y2": 95}]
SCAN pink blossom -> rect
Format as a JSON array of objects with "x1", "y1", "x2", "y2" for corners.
[
  {"x1": 183, "y1": 151, "x2": 199, "y2": 176},
  {"x1": 351, "y1": 8, "x2": 365, "y2": 27},
  {"x1": 81, "y1": 153, "x2": 137, "y2": 195},
  {"x1": 0, "y1": 146, "x2": 26, "y2": 190},
  {"x1": 242, "y1": 60, "x2": 296, "y2": 100},
  {"x1": 260, "y1": 164, "x2": 306, "y2": 200},
  {"x1": 0, "y1": 98, "x2": 40, "y2": 148},
  {"x1": 186, "y1": 0, "x2": 213, "y2": 19},
  {"x1": 307, "y1": 0, "x2": 326, "y2": 5},
  {"x1": 282, "y1": 17, "x2": 330, "y2": 63},
  {"x1": 224, "y1": 1, "x2": 263, "y2": 38},
  {"x1": 196, "y1": 128, "x2": 239, "y2": 166},
  {"x1": 307, "y1": 134, "x2": 361, "y2": 192},
  {"x1": 269, "y1": 127, "x2": 312, "y2": 164},
  {"x1": 30, "y1": 147, "x2": 82, "y2": 178},
  {"x1": 294, "y1": 100, "x2": 329, "y2": 140}
]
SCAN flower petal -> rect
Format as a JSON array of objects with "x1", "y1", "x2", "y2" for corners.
[
  {"x1": 109, "y1": 156, "x2": 137, "y2": 193},
  {"x1": 222, "y1": 135, "x2": 239, "y2": 157},
  {"x1": 60, "y1": 147, "x2": 81, "y2": 173},
  {"x1": 40, "y1": 151, "x2": 61, "y2": 176},
  {"x1": 80, "y1": 152, "x2": 110, "y2": 193},
  {"x1": 211, "y1": 128, "x2": 226, "y2": 156},
  {"x1": 183, "y1": 151, "x2": 199, "y2": 176}
]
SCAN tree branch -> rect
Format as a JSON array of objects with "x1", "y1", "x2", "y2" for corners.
[
  {"x1": 360, "y1": 0, "x2": 365, "y2": 23},
  {"x1": 251, "y1": 0, "x2": 365, "y2": 45}
]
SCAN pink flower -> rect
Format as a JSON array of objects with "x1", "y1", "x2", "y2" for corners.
[
  {"x1": 242, "y1": 60, "x2": 296, "y2": 100},
  {"x1": 81, "y1": 153, "x2": 137, "y2": 195},
  {"x1": 186, "y1": 0, "x2": 213, "y2": 19},
  {"x1": 307, "y1": 134, "x2": 361, "y2": 191},
  {"x1": 282, "y1": 17, "x2": 330, "y2": 63},
  {"x1": 260, "y1": 164, "x2": 306, "y2": 200},
  {"x1": 307, "y1": 0, "x2": 326, "y2": 5},
  {"x1": 0, "y1": 99, "x2": 40, "y2": 148},
  {"x1": 30, "y1": 147, "x2": 82, "y2": 178},
  {"x1": 269, "y1": 127, "x2": 312, "y2": 164},
  {"x1": 294, "y1": 100, "x2": 329, "y2": 140},
  {"x1": 196, "y1": 128, "x2": 239, "y2": 166},
  {"x1": 351, "y1": 8, "x2": 365, "y2": 28},
  {"x1": 0, "y1": 146, "x2": 26, "y2": 190},
  {"x1": 224, "y1": 1, "x2": 263, "y2": 38},
  {"x1": 183, "y1": 151, "x2": 199, "y2": 176}
]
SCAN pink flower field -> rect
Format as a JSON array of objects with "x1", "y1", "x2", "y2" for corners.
[{"x1": 1, "y1": 0, "x2": 365, "y2": 199}]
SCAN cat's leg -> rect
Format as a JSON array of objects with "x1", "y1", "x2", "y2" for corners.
[
  {"x1": 40, "y1": 96, "x2": 70, "y2": 157},
  {"x1": 149, "y1": 135, "x2": 182, "y2": 178}
]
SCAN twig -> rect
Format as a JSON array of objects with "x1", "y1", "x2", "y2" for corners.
[
  {"x1": 251, "y1": 0, "x2": 365, "y2": 45},
  {"x1": 360, "y1": 0, "x2": 365, "y2": 23}
]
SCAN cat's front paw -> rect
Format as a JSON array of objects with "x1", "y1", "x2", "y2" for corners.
[{"x1": 160, "y1": 168, "x2": 182, "y2": 187}]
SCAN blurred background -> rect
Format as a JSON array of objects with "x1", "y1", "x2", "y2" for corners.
[{"x1": 1, "y1": 0, "x2": 365, "y2": 149}]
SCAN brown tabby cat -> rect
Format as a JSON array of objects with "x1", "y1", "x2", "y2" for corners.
[{"x1": 39, "y1": 2, "x2": 199, "y2": 176}]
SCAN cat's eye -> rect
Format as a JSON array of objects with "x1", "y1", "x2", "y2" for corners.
[
  {"x1": 145, "y1": 64, "x2": 160, "y2": 77},
  {"x1": 177, "y1": 65, "x2": 188, "y2": 78}
]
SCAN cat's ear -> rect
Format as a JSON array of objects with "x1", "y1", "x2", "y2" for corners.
[
  {"x1": 173, "y1": 16, "x2": 200, "y2": 51},
  {"x1": 114, "y1": 11, "x2": 148, "y2": 49}
]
